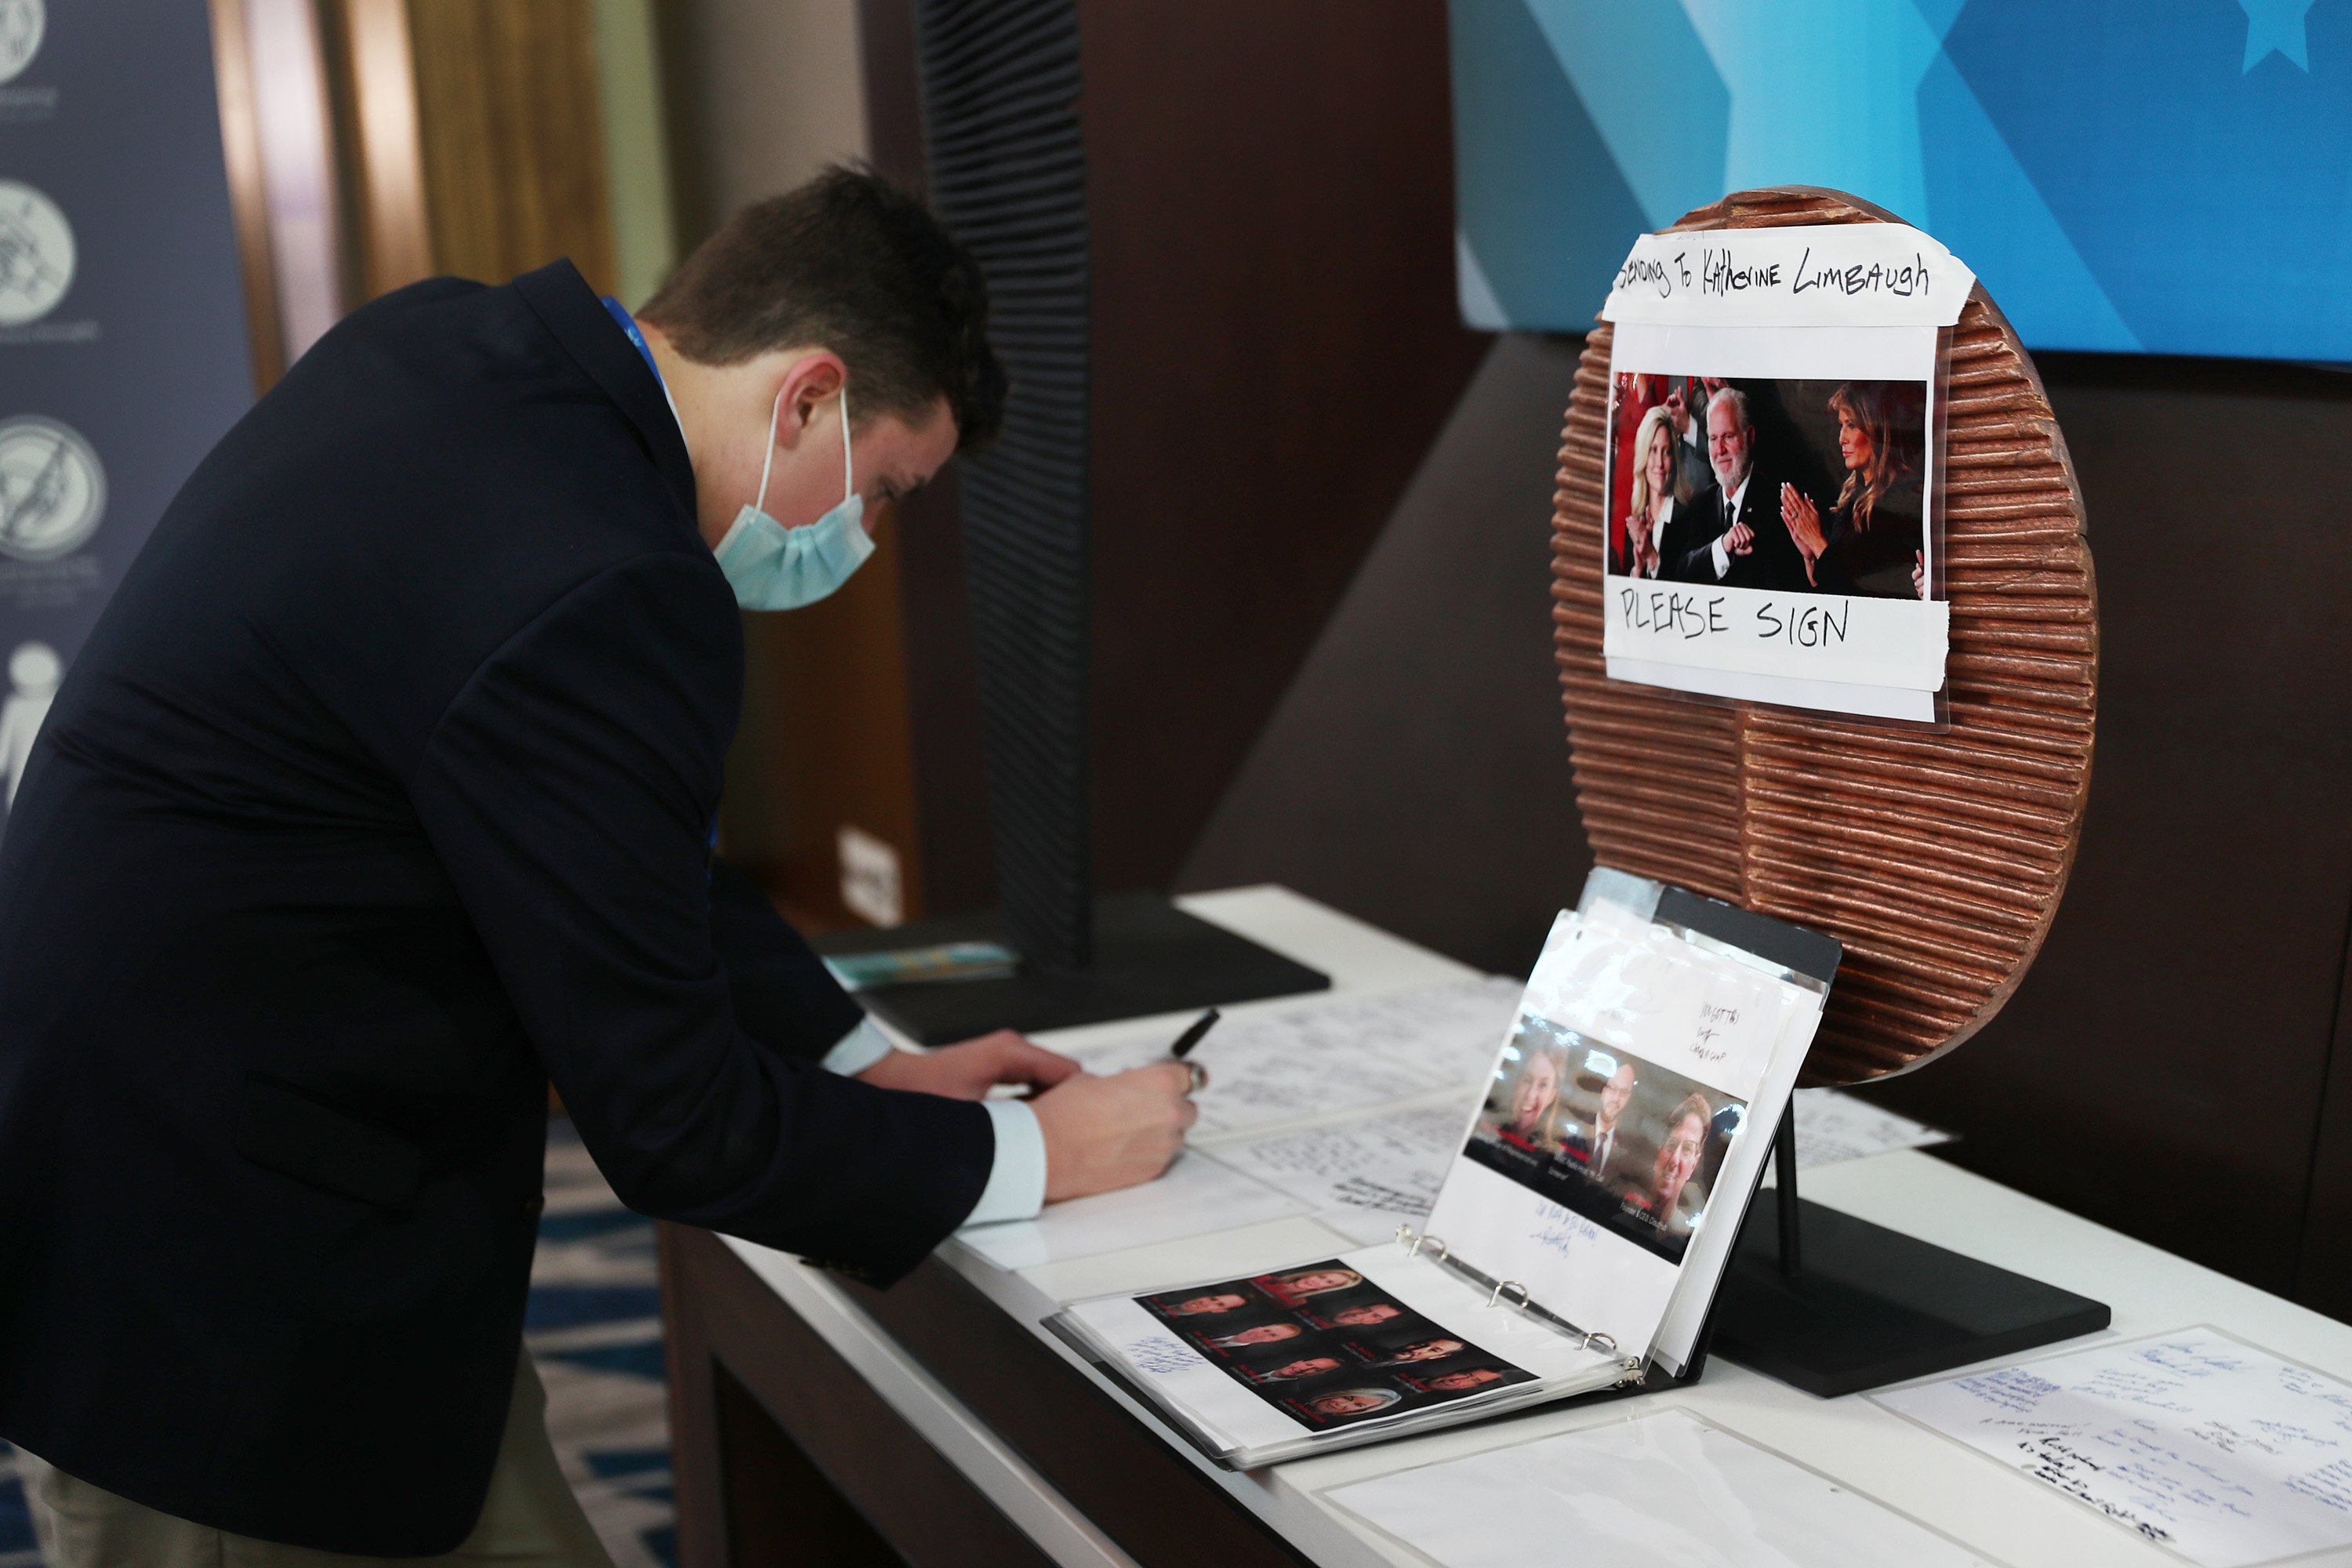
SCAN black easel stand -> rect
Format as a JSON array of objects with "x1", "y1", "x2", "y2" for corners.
[
  {"x1": 812, "y1": 891, "x2": 1330, "y2": 1046},
  {"x1": 1711, "y1": 1103, "x2": 2110, "y2": 1399}
]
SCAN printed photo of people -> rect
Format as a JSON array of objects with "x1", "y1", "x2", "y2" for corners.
[
  {"x1": 1606, "y1": 372, "x2": 1931, "y2": 601},
  {"x1": 1301, "y1": 1298, "x2": 1409, "y2": 1331},
  {"x1": 1133, "y1": 1261, "x2": 1535, "y2": 1430},
  {"x1": 1403, "y1": 1364, "x2": 1513, "y2": 1395},
  {"x1": 1465, "y1": 1018, "x2": 1747, "y2": 1264}
]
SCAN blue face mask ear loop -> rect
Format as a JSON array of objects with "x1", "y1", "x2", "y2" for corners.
[{"x1": 837, "y1": 387, "x2": 854, "y2": 510}]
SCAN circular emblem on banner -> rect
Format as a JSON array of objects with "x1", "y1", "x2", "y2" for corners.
[
  {"x1": 0, "y1": 417, "x2": 105, "y2": 561},
  {"x1": 0, "y1": 1, "x2": 42, "y2": 86},
  {"x1": 0, "y1": 181, "x2": 74, "y2": 325}
]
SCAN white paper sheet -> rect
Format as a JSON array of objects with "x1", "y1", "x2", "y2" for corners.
[
  {"x1": 1203, "y1": 1104, "x2": 1463, "y2": 1247},
  {"x1": 1064, "y1": 978, "x2": 1521, "y2": 1141},
  {"x1": 1875, "y1": 1329, "x2": 2352, "y2": 1568},
  {"x1": 1604, "y1": 579, "x2": 1951, "y2": 691},
  {"x1": 1790, "y1": 1087, "x2": 1953, "y2": 1170},
  {"x1": 1327, "y1": 1408, "x2": 1993, "y2": 1567},
  {"x1": 956, "y1": 1151, "x2": 1305, "y2": 1271}
]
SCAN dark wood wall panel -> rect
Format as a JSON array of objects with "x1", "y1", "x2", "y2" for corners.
[
  {"x1": 2304, "y1": 929, "x2": 2352, "y2": 1316},
  {"x1": 1076, "y1": 0, "x2": 1488, "y2": 895},
  {"x1": 1181, "y1": 336, "x2": 1592, "y2": 977}
]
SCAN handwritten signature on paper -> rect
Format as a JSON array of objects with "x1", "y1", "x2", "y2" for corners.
[
  {"x1": 1890, "y1": 1331, "x2": 2352, "y2": 1559},
  {"x1": 2285, "y1": 1457, "x2": 2352, "y2": 1514},
  {"x1": 2017, "y1": 1436, "x2": 2180, "y2": 1544},
  {"x1": 1533, "y1": 1203, "x2": 1603, "y2": 1261},
  {"x1": 1124, "y1": 1334, "x2": 1202, "y2": 1378},
  {"x1": 1951, "y1": 1367, "x2": 2062, "y2": 1414}
]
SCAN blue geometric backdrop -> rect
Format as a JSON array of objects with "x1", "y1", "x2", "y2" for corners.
[{"x1": 1451, "y1": 0, "x2": 2352, "y2": 359}]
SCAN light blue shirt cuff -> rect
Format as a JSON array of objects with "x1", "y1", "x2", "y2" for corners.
[
  {"x1": 968, "y1": 1100, "x2": 1047, "y2": 1225},
  {"x1": 818, "y1": 1017, "x2": 895, "y2": 1077}
]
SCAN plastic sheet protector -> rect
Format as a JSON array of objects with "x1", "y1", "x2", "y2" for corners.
[
  {"x1": 1875, "y1": 1328, "x2": 2352, "y2": 1567},
  {"x1": 1327, "y1": 1407, "x2": 1993, "y2": 1567}
]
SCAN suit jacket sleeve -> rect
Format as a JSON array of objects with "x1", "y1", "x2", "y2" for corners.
[
  {"x1": 1672, "y1": 528, "x2": 1726, "y2": 583},
  {"x1": 408, "y1": 553, "x2": 989, "y2": 1283},
  {"x1": 707, "y1": 856, "x2": 866, "y2": 1066}
]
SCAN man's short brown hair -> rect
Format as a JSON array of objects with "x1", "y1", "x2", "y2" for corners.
[{"x1": 640, "y1": 165, "x2": 1006, "y2": 451}]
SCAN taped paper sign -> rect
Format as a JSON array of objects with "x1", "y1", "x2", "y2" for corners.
[{"x1": 1599, "y1": 274, "x2": 1955, "y2": 720}]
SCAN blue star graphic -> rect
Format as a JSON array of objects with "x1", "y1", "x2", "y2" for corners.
[{"x1": 2240, "y1": 0, "x2": 2316, "y2": 71}]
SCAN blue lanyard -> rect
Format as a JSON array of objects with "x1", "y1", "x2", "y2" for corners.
[
  {"x1": 604, "y1": 297, "x2": 717, "y2": 868},
  {"x1": 601, "y1": 296, "x2": 666, "y2": 394}
]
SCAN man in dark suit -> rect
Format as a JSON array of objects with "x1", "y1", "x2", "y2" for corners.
[
  {"x1": 0, "y1": 169, "x2": 1192, "y2": 1563},
  {"x1": 1559, "y1": 1060, "x2": 1639, "y2": 1187},
  {"x1": 1664, "y1": 385, "x2": 1811, "y2": 593}
]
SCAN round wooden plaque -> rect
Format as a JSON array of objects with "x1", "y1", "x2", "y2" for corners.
[{"x1": 1555, "y1": 188, "x2": 2096, "y2": 1087}]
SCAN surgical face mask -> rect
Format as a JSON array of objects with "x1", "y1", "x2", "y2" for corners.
[{"x1": 712, "y1": 387, "x2": 873, "y2": 611}]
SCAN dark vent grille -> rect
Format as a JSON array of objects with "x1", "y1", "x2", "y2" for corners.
[{"x1": 913, "y1": 0, "x2": 1093, "y2": 968}]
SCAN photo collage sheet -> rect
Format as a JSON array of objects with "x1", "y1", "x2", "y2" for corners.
[
  {"x1": 1599, "y1": 223, "x2": 1969, "y2": 722},
  {"x1": 1137, "y1": 1262, "x2": 1537, "y2": 1435},
  {"x1": 1427, "y1": 886, "x2": 1828, "y2": 1367}
]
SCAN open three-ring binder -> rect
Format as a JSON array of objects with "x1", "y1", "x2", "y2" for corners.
[{"x1": 1050, "y1": 869, "x2": 1842, "y2": 1467}]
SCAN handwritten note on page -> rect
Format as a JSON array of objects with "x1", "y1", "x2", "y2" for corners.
[
  {"x1": 1203, "y1": 1104, "x2": 1462, "y2": 1246},
  {"x1": 1063, "y1": 978, "x2": 1519, "y2": 1139},
  {"x1": 1875, "y1": 1329, "x2": 2352, "y2": 1567},
  {"x1": 1327, "y1": 1408, "x2": 1992, "y2": 1568}
]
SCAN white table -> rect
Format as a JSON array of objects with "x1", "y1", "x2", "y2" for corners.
[{"x1": 713, "y1": 886, "x2": 2352, "y2": 1567}]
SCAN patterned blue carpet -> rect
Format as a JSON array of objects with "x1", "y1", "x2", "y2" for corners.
[{"x1": 0, "y1": 1117, "x2": 677, "y2": 1566}]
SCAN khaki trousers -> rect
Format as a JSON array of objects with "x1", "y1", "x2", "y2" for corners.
[{"x1": 20, "y1": 1351, "x2": 615, "y2": 1568}]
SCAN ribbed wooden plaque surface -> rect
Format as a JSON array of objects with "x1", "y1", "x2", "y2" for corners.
[{"x1": 1555, "y1": 189, "x2": 2097, "y2": 1087}]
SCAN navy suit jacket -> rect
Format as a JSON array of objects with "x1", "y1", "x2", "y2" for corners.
[
  {"x1": 1667, "y1": 470, "x2": 1810, "y2": 592},
  {"x1": 0, "y1": 261, "x2": 993, "y2": 1554}
]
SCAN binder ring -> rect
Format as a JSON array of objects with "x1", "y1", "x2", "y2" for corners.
[
  {"x1": 1581, "y1": 1330, "x2": 1620, "y2": 1355},
  {"x1": 1486, "y1": 1279, "x2": 1530, "y2": 1312},
  {"x1": 1403, "y1": 1231, "x2": 1450, "y2": 1263}
]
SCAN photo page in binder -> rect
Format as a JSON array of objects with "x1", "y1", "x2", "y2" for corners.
[{"x1": 1428, "y1": 887, "x2": 1831, "y2": 1372}]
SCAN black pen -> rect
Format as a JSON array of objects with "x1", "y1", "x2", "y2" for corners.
[
  {"x1": 1169, "y1": 1008, "x2": 1219, "y2": 1094},
  {"x1": 1169, "y1": 1007, "x2": 1220, "y2": 1059}
]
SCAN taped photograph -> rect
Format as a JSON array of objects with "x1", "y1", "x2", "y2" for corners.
[
  {"x1": 1595, "y1": 318, "x2": 1951, "y2": 722},
  {"x1": 1609, "y1": 372, "x2": 1929, "y2": 601}
]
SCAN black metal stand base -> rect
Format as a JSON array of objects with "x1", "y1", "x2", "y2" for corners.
[
  {"x1": 1712, "y1": 1112, "x2": 2110, "y2": 1399},
  {"x1": 812, "y1": 891, "x2": 1330, "y2": 1045}
]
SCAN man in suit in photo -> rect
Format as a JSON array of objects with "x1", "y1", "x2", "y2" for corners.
[
  {"x1": 1561, "y1": 1061, "x2": 1639, "y2": 1187},
  {"x1": 1665, "y1": 385, "x2": 1811, "y2": 593},
  {"x1": 0, "y1": 168, "x2": 1194, "y2": 1565}
]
